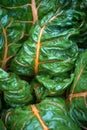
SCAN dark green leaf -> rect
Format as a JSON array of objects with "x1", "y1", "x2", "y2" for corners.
[
  {"x1": 0, "y1": 119, "x2": 6, "y2": 130},
  {"x1": 0, "y1": 8, "x2": 25, "y2": 69},
  {"x1": 2, "y1": 98, "x2": 81, "y2": 130},
  {"x1": 10, "y1": 9, "x2": 81, "y2": 76},
  {"x1": 68, "y1": 50, "x2": 87, "y2": 129},
  {"x1": 31, "y1": 73, "x2": 74, "y2": 102},
  {"x1": 0, "y1": 68, "x2": 33, "y2": 107}
]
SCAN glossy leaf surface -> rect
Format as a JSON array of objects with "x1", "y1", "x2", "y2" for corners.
[
  {"x1": 31, "y1": 73, "x2": 74, "y2": 101},
  {"x1": 68, "y1": 50, "x2": 87, "y2": 129},
  {"x1": 3, "y1": 98, "x2": 81, "y2": 130},
  {"x1": 0, "y1": 8, "x2": 25, "y2": 70},
  {"x1": 10, "y1": 9, "x2": 82, "y2": 76},
  {"x1": 0, "y1": 69, "x2": 33, "y2": 107}
]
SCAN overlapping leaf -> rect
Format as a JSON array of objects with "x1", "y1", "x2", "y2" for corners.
[
  {"x1": 0, "y1": 0, "x2": 77, "y2": 70},
  {"x1": 0, "y1": 8, "x2": 25, "y2": 70},
  {"x1": 68, "y1": 50, "x2": 87, "y2": 129},
  {"x1": 0, "y1": 0, "x2": 60, "y2": 34},
  {"x1": 10, "y1": 7, "x2": 86, "y2": 76},
  {"x1": 0, "y1": 1, "x2": 87, "y2": 130},
  {"x1": 70, "y1": 0, "x2": 87, "y2": 48},
  {"x1": 2, "y1": 98, "x2": 81, "y2": 130},
  {"x1": 31, "y1": 73, "x2": 74, "y2": 102},
  {"x1": 0, "y1": 69, "x2": 33, "y2": 107}
]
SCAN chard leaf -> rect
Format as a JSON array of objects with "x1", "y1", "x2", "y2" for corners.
[
  {"x1": 0, "y1": 8, "x2": 25, "y2": 69},
  {"x1": 31, "y1": 73, "x2": 74, "y2": 102},
  {"x1": 10, "y1": 8, "x2": 83, "y2": 76},
  {"x1": 0, "y1": 68, "x2": 33, "y2": 107},
  {"x1": 2, "y1": 98, "x2": 81, "y2": 130},
  {"x1": 68, "y1": 50, "x2": 87, "y2": 129}
]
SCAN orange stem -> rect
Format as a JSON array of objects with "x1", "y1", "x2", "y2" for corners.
[
  {"x1": 1, "y1": 27, "x2": 8, "y2": 69},
  {"x1": 31, "y1": 0, "x2": 38, "y2": 24},
  {"x1": 34, "y1": 26, "x2": 45, "y2": 74},
  {"x1": 69, "y1": 91, "x2": 87, "y2": 107},
  {"x1": 30, "y1": 105, "x2": 49, "y2": 130}
]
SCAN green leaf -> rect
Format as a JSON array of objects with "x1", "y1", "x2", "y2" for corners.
[
  {"x1": 31, "y1": 73, "x2": 74, "y2": 102},
  {"x1": 0, "y1": 8, "x2": 25, "y2": 69},
  {"x1": 0, "y1": 119, "x2": 6, "y2": 130},
  {"x1": 0, "y1": 0, "x2": 60, "y2": 34},
  {"x1": 2, "y1": 98, "x2": 81, "y2": 130},
  {"x1": 68, "y1": 50, "x2": 87, "y2": 129},
  {"x1": 70, "y1": 0, "x2": 87, "y2": 48},
  {"x1": 10, "y1": 8, "x2": 81, "y2": 76},
  {"x1": 0, "y1": 68, "x2": 33, "y2": 107}
]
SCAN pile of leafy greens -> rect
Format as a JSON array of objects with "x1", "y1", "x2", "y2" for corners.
[{"x1": 0, "y1": 0, "x2": 87, "y2": 130}]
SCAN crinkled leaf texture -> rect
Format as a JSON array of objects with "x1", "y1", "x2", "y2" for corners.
[
  {"x1": 0, "y1": 69, "x2": 33, "y2": 107},
  {"x1": 68, "y1": 50, "x2": 87, "y2": 129},
  {"x1": 3, "y1": 98, "x2": 81, "y2": 130},
  {"x1": 1, "y1": 0, "x2": 86, "y2": 72},
  {"x1": 0, "y1": 0, "x2": 60, "y2": 35},
  {"x1": 1, "y1": 0, "x2": 82, "y2": 70},
  {"x1": 70, "y1": 0, "x2": 87, "y2": 48},
  {"x1": 10, "y1": 8, "x2": 81, "y2": 76},
  {"x1": 0, "y1": 7, "x2": 25, "y2": 69},
  {"x1": 31, "y1": 73, "x2": 74, "y2": 102}
]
